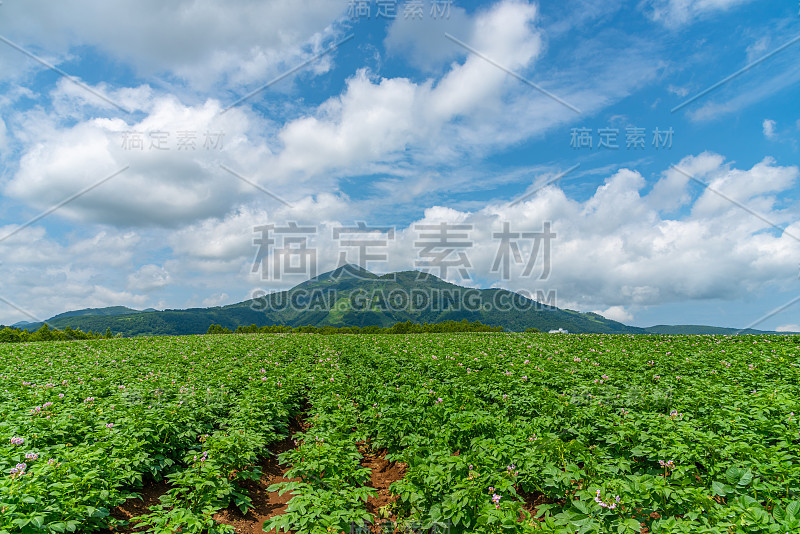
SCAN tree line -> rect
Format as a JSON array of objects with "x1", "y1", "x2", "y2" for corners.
[
  {"x1": 206, "y1": 319, "x2": 535, "y2": 335},
  {"x1": 0, "y1": 320, "x2": 541, "y2": 343},
  {"x1": 0, "y1": 324, "x2": 114, "y2": 343}
]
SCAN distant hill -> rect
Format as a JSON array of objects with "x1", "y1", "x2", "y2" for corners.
[
  {"x1": 17, "y1": 265, "x2": 644, "y2": 336},
  {"x1": 48, "y1": 306, "x2": 142, "y2": 321},
  {"x1": 11, "y1": 306, "x2": 141, "y2": 330},
  {"x1": 13, "y1": 266, "x2": 792, "y2": 337}
]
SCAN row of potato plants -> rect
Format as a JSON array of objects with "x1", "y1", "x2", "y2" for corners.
[
  {"x1": 259, "y1": 333, "x2": 800, "y2": 533},
  {"x1": 263, "y1": 355, "x2": 377, "y2": 533},
  {"x1": 3, "y1": 332, "x2": 800, "y2": 533},
  {"x1": 0, "y1": 335, "x2": 308, "y2": 533}
]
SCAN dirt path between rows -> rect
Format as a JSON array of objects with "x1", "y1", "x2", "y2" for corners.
[
  {"x1": 103, "y1": 411, "x2": 309, "y2": 534},
  {"x1": 359, "y1": 447, "x2": 407, "y2": 519},
  {"x1": 102, "y1": 409, "x2": 412, "y2": 534},
  {"x1": 105, "y1": 480, "x2": 171, "y2": 532},
  {"x1": 214, "y1": 432, "x2": 302, "y2": 534}
]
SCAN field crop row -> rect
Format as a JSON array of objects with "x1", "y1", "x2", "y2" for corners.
[{"x1": 1, "y1": 333, "x2": 799, "y2": 533}]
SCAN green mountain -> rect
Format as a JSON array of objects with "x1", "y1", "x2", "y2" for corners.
[
  {"x1": 10, "y1": 266, "x2": 791, "y2": 337},
  {"x1": 238, "y1": 264, "x2": 645, "y2": 334},
  {"x1": 13, "y1": 265, "x2": 644, "y2": 336},
  {"x1": 11, "y1": 306, "x2": 142, "y2": 330},
  {"x1": 48, "y1": 306, "x2": 142, "y2": 321}
]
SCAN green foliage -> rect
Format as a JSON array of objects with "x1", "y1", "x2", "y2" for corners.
[
  {"x1": 206, "y1": 324, "x2": 232, "y2": 335},
  {"x1": 227, "y1": 319, "x2": 503, "y2": 336},
  {"x1": 0, "y1": 324, "x2": 110, "y2": 344},
  {"x1": 0, "y1": 335, "x2": 299, "y2": 533},
  {"x1": 135, "y1": 431, "x2": 264, "y2": 533},
  {"x1": 1, "y1": 333, "x2": 800, "y2": 533}
]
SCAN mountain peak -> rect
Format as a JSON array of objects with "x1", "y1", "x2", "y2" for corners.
[{"x1": 317, "y1": 263, "x2": 378, "y2": 280}]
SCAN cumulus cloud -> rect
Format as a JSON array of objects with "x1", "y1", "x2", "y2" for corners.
[
  {"x1": 5, "y1": 2, "x2": 547, "y2": 227},
  {"x1": 127, "y1": 264, "x2": 171, "y2": 292},
  {"x1": 0, "y1": 0, "x2": 347, "y2": 89},
  {"x1": 3, "y1": 0, "x2": 667, "y2": 231},
  {"x1": 384, "y1": 2, "x2": 472, "y2": 72},
  {"x1": 594, "y1": 306, "x2": 634, "y2": 323},
  {"x1": 202, "y1": 293, "x2": 230, "y2": 307},
  {"x1": 0, "y1": 228, "x2": 139, "y2": 268},
  {"x1": 271, "y1": 0, "x2": 661, "y2": 184},
  {"x1": 276, "y1": 1, "x2": 546, "y2": 180},
  {"x1": 1, "y1": 0, "x2": 794, "y2": 330},
  {"x1": 0, "y1": 228, "x2": 150, "y2": 323},
  {"x1": 159, "y1": 152, "x2": 800, "y2": 313},
  {"x1": 5, "y1": 2, "x2": 539, "y2": 227},
  {"x1": 4, "y1": 94, "x2": 281, "y2": 227}
]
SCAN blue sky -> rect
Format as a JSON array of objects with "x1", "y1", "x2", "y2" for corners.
[{"x1": 0, "y1": 0, "x2": 799, "y2": 330}]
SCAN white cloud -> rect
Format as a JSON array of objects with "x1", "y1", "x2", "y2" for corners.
[
  {"x1": 4, "y1": 95, "x2": 281, "y2": 227},
  {"x1": 378, "y1": 153, "x2": 800, "y2": 310},
  {"x1": 776, "y1": 324, "x2": 800, "y2": 332},
  {"x1": 50, "y1": 80, "x2": 155, "y2": 116},
  {"x1": 1, "y1": 0, "x2": 795, "y2": 329},
  {"x1": 763, "y1": 119, "x2": 777, "y2": 140},
  {"x1": 687, "y1": 55, "x2": 800, "y2": 122},
  {"x1": 2, "y1": 0, "x2": 668, "y2": 230},
  {"x1": 2, "y1": 2, "x2": 547, "y2": 227},
  {"x1": 0, "y1": 0, "x2": 347, "y2": 89},
  {"x1": 272, "y1": 0, "x2": 661, "y2": 183},
  {"x1": 667, "y1": 84, "x2": 689, "y2": 98},
  {"x1": 746, "y1": 36, "x2": 770, "y2": 63},
  {"x1": 174, "y1": 152, "x2": 799, "y2": 311},
  {"x1": 0, "y1": 227, "x2": 152, "y2": 323},
  {"x1": 384, "y1": 3, "x2": 472, "y2": 71},
  {"x1": 0, "y1": 228, "x2": 139, "y2": 268},
  {"x1": 169, "y1": 207, "x2": 268, "y2": 261},
  {"x1": 127, "y1": 264, "x2": 171, "y2": 292},
  {"x1": 202, "y1": 293, "x2": 230, "y2": 307},
  {"x1": 593, "y1": 306, "x2": 634, "y2": 323},
  {"x1": 2, "y1": 278, "x2": 150, "y2": 325},
  {"x1": 645, "y1": 0, "x2": 756, "y2": 28},
  {"x1": 0, "y1": 117, "x2": 7, "y2": 152}
]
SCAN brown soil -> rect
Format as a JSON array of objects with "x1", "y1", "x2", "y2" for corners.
[
  {"x1": 104, "y1": 480, "x2": 171, "y2": 533},
  {"x1": 100, "y1": 409, "x2": 411, "y2": 534},
  {"x1": 103, "y1": 411, "x2": 312, "y2": 534},
  {"x1": 213, "y1": 411, "x2": 311, "y2": 534},
  {"x1": 213, "y1": 434, "x2": 302, "y2": 534},
  {"x1": 359, "y1": 449, "x2": 407, "y2": 517},
  {"x1": 517, "y1": 488, "x2": 561, "y2": 521}
]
